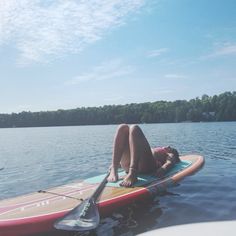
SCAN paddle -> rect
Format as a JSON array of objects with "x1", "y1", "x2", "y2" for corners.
[{"x1": 54, "y1": 171, "x2": 110, "y2": 232}]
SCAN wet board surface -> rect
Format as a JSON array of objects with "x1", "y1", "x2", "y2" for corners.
[
  {"x1": 0, "y1": 154, "x2": 204, "y2": 236},
  {"x1": 86, "y1": 160, "x2": 192, "y2": 187}
]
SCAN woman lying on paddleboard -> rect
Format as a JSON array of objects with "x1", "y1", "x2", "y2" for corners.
[{"x1": 108, "y1": 124, "x2": 180, "y2": 187}]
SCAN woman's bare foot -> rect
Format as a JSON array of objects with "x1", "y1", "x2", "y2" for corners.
[
  {"x1": 107, "y1": 167, "x2": 118, "y2": 182},
  {"x1": 119, "y1": 172, "x2": 138, "y2": 187}
]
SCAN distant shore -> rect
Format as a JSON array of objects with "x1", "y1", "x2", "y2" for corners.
[{"x1": 0, "y1": 91, "x2": 235, "y2": 128}]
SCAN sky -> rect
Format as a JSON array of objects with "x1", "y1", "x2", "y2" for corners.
[{"x1": 0, "y1": 0, "x2": 236, "y2": 113}]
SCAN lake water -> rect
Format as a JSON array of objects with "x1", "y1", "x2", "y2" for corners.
[{"x1": 0, "y1": 122, "x2": 236, "y2": 236}]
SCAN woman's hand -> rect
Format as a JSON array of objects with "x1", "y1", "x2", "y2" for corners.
[{"x1": 156, "y1": 167, "x2": 166, "y2": 178}]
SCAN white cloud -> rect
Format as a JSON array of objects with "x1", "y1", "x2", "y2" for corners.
[
  {"x1": 0, "y1": 0, "x2": 145, "y2": 65},
  {"x1": 164, "y1": 74, "x2": 187, "y2": 79},
  {"x1": 67, "y1": 59, "x2": 135, "y2": 85},
  {"x1": 147, "y1": 48, "x2": 169, "y2": 58},
  {"x1": 203, "y1": 42, "x2": 236, "y2": 59}
]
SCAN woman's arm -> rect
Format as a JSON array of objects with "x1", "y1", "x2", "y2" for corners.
[{"x1": 156, "y1": 153, "x2": 176, "y2": 178}]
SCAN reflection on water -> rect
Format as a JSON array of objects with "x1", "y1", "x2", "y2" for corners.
[
  {"x1": 34, "y1": 196, "x2": 163, "y2": 236},
  {"x1": 0, "y1": 122, "x2": 236, "y2": 235}
]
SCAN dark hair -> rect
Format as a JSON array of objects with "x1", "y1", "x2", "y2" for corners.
[{"x1": 169, "y1": 147, "x2": 180, "y2": 162}]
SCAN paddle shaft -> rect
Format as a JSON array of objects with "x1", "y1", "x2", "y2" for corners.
[
  {"x1": 41, "y1": 172, "x2": 109, "y2": 203},
  {"x1": 90, "y1": 172, "x2": 110, "y2": 201},
  {"x1": 77, "y1": 171, "x2": 110, "y2": 220},
  {"x1": 54, "y1": 171, "x2": 110, "y2": 231}
]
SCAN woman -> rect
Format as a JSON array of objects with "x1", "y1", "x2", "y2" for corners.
[{"x1": 108, "y1": 124, "x2": 180, "y2": 187}]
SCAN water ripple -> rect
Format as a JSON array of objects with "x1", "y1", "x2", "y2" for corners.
[{"x1": 0, "y1": 122, "x2": 236, "y2": 235}]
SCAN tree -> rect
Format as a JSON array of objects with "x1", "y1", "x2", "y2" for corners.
[{"x1": 0, "y1": 91, "x2": 235, "y2": 128}]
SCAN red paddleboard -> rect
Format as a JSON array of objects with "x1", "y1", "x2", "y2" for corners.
[{"x1": 0, "y1": 154, "x2": 204, "y2": 236}]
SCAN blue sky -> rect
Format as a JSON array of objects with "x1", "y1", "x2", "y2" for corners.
[{"x1": 0, "y1": 0, "x2": 236, "y2": 113}]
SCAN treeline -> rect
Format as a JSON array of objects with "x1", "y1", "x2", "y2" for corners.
[{"x1": 0, "y1": 91, "x2": 235, "y2": 128}]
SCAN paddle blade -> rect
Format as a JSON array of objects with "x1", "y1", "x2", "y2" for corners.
[{"x1": 54, "y1": 198, "x2": 100, "y2": 231}]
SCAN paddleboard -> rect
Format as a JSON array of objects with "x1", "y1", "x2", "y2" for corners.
[{"x1": 0, "y1": 154, "x2": 204, "y2": 236}]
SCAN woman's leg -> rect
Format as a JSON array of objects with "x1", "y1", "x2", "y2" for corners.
[
  {"x1": 120, "y1": 125, "x2": 156, "y2": 187},
  {"x1": 107, "y1": 124, "x2": 130, "y2": 182}
]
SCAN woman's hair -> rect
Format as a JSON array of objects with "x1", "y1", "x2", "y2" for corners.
[{"x1": 169, "y1": 147, "x2": 180, "y2": 162}]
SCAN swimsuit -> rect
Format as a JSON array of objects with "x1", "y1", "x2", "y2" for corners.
[{"x1": 153, "y1": 146, "x2": 169, "y2": 154}]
